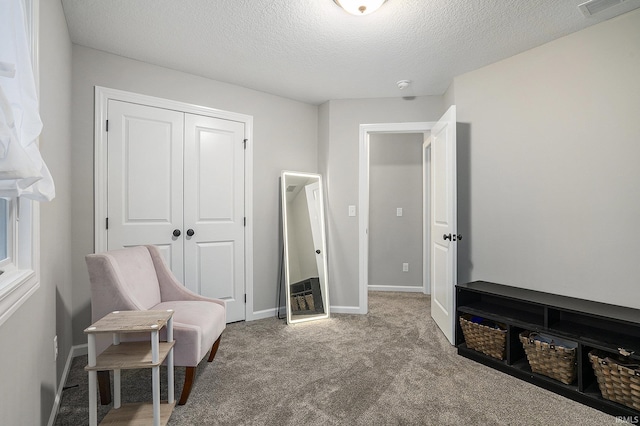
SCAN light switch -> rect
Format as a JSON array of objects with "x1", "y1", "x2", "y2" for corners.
[
  {"x1": 348, "y1": 205, "x2": 357, "y2": 217},
  {"x1": 402, "y1": 263, "x2": 409, "y2": 272},
  {"x1": 397, "y1": 208, "x2": 403, "y2": 217}
]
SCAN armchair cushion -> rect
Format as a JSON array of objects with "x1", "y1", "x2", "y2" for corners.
[{"x1": 155, "y1": 300, "x2": 226, "y2": 366}]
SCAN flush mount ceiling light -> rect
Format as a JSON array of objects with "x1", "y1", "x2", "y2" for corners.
[{"x1": 333, "y1": 0, "x2": 388, "y2": 16}]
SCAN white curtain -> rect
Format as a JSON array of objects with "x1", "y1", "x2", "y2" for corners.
[{"x1": 0, "y1": 0, "x2": 55, "y2": 201}]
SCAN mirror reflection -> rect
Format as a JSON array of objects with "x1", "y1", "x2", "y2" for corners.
[{"x1": 281, "y1": 171, "x2": 329, "y2": 324}]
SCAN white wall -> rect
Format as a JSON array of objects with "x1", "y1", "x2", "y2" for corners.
[
  {"x1": 452, "y1": 9, "x2": 640, "y2": 308},
  {"x1": 71, "y1": 46, "x2": 318, "y2": 342},
  {"x1": 319, "y1": 97, "x2": 445, "y2": 309},
  {"x1": 369, "y1": 133, "x2": 423, "y2": 289},
  {"x1": 0, "y1": 1, "x2": 73, "y2": 424}
]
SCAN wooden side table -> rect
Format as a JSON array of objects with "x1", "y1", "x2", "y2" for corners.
[{"x1": 85, "y1": 310, "x2": 176, "y2": 426}]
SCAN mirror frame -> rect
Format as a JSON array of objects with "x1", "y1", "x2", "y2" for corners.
[{"x1": 281, "y1": 171, "x2": 330, "y2": 324}]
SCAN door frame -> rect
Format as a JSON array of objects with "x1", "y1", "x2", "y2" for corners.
[
  {"x1": 358, "y1": 122, "x2": 435, "y2": 314},
  {"x1": 94, "y1": 86, "x2": 255, "y2": 321}
]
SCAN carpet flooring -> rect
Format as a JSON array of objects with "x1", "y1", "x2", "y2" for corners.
[{"x1": 55, "y1": 292, "x2": 617, "y2": 425}]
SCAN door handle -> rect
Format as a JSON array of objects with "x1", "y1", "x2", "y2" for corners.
[
  {"x1": 316, "y1": 249, "x2": 321, "y2": 254},
  {"x1": 443, "y1": 233, "x2": 462, "y2": 241},
  {"x1": 186, "y1": 229, "x2": 195, "y2": 237},
  {"x1": 173, "y1": 229, "x2": 181, "y2": 237},
  {"x1": 443, "y1": 233, "x2": 452, "y2": 241}
]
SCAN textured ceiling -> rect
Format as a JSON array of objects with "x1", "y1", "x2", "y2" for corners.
[{"x1": 61, "y1": 0, "x2": 640, "y2": 105}]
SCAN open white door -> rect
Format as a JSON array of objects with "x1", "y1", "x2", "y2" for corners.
[{"x1": 430, "y1": 105, "x2": 457, "y2": 344}]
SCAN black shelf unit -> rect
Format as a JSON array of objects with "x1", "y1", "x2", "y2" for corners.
[{"x1": 456, "y1": 281, "x2": 640, "y2": 418}]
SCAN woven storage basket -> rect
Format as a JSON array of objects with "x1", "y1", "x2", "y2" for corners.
[
  {"x1": 519, "y1": 331, "x2": 577, "y2": 385},
  {"x1": 459, "y1": 314, "x2": 507, "y2": 360},
  {"x1": 589, "y1": 350, "x2": 640, "y2": 411}
]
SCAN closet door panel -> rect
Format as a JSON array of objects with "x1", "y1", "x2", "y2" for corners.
[
  {"x1": 184, "y1": 114, "x2": 246, "y2": 322},
  {"x1": 106, "y1": 100, "x2": 185, "y2": 281}
]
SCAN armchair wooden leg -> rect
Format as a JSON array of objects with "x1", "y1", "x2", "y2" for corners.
[
  {"x1": 178, "y1": 336, "x2": 222, "y2": 405},
  {"x1": 97, "y1": 371, "x2": 112, "y2": 405},
  {"x1": 178, "y1": 366, "x2": 197, "y2": 405},
  {"x1": 207, "y1": 335, "x2": 222, "y2": 362}
]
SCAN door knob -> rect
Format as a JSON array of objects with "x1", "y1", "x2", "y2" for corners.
[
  {"x1": 316, "y1": 249, "x2": 321, "y2": 254},
  {"x1": 443, "y1": 233, "x2": 452, "y2": 241},
  {"x1": 186, "y1": 229, "x2": 195, "y2": 237},
  {"x1": 173, "y1": 229, "x2": 181, "y2": 237},
  {"x1": 457, "y1": 234, "x2": 463, "y2": 241}
]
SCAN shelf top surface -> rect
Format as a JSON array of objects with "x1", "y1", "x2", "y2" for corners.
[
  {"x1": 457, "y1": 281, "x2": 640, "y2": 325},
  {"x1": 85, "y1": 309, "x2": 173, "y2": 334}
]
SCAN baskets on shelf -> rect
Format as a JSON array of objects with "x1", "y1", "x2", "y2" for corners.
[
  {"x1": 589, "y1": 349, "x2": 640, "y2": 411},
  {"x1": 519, "y1": 331, "x2": 577, "y2": 385},
  {"x1": 459, "y1": 314, "x2": 507, "y2": 360}
]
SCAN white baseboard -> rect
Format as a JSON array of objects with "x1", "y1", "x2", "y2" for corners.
[
  {"x1": 254, "y1": 306, "x2": 362, "y2": 318},
  {"x1": 252, "y1": 307, "x2": 287, "y2": 321},
  {"x1": 73, "y1": 343, "x2": 88, "y2": 357},
  {"x1": 47, "y1": 343, "x2": 86, "y2": 426},
  {"x1": 330, "y1": 305, "x2": 362, "y2": 315},
  {"x1": 368, "y1": 285, "x2": 424, "y2": 293}
]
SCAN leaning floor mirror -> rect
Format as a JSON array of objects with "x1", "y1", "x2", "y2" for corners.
[{"x1": 281, "y1": 171, "x2": 330, "y2": 324}]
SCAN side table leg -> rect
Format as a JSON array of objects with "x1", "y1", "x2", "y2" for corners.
[
  {"x1": 87, "y1": 334, "x2": 97, "y2": 426},
  {"x1": 167, "y1": 312, "x2": 174, "y2": 404},
  {"x1": 113, "y1": 332, "x2": 121, "y2": 408},
  {"x1": 151, "y1": 328, "x2": 160, "y2": 426}
]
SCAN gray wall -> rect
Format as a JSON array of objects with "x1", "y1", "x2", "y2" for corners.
[
  {"x1": 319, "y1": 97, "x2": 445, "y2": 309},
  {"x1": 369, "y1": 133, "x2": 423, "y2": 289},
  {"x1": 0, "y1": 1, "x2": 73, "y2": 424},
  {"x1": 452, "y1": 9, "x2": 640, "y2": 309},
  {"x1": 71, "y1": 46, "x2": 319, "y2": 343}
]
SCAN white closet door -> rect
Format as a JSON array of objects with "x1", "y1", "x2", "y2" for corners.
[
  {"x1": 107, "y1": 100, "x2": 185, "y2": 280},
  {"x1": 183, "y1": 114, "x2": 246, "y2": 322}
]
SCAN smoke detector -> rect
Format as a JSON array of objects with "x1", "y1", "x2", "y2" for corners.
[{"x1": 396, "y1": 80, "x2": 411, "y2": 90}]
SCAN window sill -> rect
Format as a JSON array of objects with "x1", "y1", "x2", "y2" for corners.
[{"x1": 0, "y1": 269, "x2": 38, "y2": 327}]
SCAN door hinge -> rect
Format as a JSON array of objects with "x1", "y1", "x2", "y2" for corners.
[
  {"x1": 106, "y1": 120, "x2": 109, "y2": 132},
  {"x1": 244, "y1": 294, "x2": 247, "y2": 303},
  {"x1": 243, "y1": 139, "x2": 247, "y2": 149},
  {"x1": 105, "y1": 217, "x2": 109, "y2": 230},
  {"x1": 243, "y1": 217, "x2": 246, "y2": 227}
]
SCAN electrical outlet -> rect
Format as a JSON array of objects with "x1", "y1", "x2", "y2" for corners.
[
  {"x1": 402, "y1": 263, "x2": 409, "y2": 272},
  {"x1": 53, "y1": 335, "x2": 58, "y2": 361}
]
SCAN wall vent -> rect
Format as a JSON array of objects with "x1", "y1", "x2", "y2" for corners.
[{"x1": 578, "y1": 0, "x2": 626, "y2": 16}]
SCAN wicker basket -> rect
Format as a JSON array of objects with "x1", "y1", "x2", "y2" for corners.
[
  {"x1": 589, "y1": 350, "x2": 640, "y2": 411},
  {"x1": 459, "y1": 314, "x2": 507, "y2": 360},
  {"x1": 519, "y1": 331, "x2": 577, "y2": 385}
]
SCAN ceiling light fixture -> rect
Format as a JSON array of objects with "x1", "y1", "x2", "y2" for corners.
[{"x1": 333, "y1": 0, "x2": 387, "y2": 16}]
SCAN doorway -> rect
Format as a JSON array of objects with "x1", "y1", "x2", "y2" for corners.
[
  {"x1": 368, "y1": 132, "x2": 427, "y2": 293},
  {"x1": 358, "y1": 122, "x2": 435, "y2": 314}
]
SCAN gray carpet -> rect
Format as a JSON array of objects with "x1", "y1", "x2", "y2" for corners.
[{"x1": 55, "y1": 292, "x2": 617, "y2": 425}]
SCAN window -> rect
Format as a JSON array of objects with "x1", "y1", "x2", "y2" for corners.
[{"x1": 0, "y1": 0, "x2": 41, "y2": 326}]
